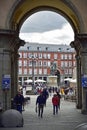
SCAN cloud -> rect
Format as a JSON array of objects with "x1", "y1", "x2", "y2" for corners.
[
  {"x1": 20, "y1": 11, "x2": 68, "y2": 33},
  {"x1": 19, "y1": 23, "x2": 74, "y2": 45},
  {"x1": 19, "y1": 11, "x2": 74, "y2": 45}
]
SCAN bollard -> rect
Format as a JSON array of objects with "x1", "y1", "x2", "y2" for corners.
[
  {"x1": 1, "y1": 109, "x2": 24, "y2": 127},
  {"x1": 74, "y1": 123, "x2": 87, "y2": 130}
]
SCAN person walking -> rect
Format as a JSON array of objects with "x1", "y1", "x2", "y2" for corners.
[
  {"x1": 42, "y1": 88, "x2": 49, "y2": 106},
  {"x1": 56, "y1": 91, "x2": 61, "y2": 109},
  {"x1": 36, "y1": 92, "x2": 46, "y2": 118},
  {"x1": 52, "y1": 94, "x2": 60, "y2": 115},
  {"x1": 14, "y1": 91, "x2": 25, "y2": 113}
]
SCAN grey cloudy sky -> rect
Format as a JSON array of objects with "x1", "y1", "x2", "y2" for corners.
[{"x1": 19, "y1": 11, "x2": 74, "y2": 45}]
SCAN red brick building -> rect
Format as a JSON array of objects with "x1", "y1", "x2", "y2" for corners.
[{"x1": 18, "y1": 42, "x2": 76, "y2": 86}]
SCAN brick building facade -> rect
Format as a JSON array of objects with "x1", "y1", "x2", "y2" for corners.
[{"x1": 18, "y1": 42, "x2": 76, "y2": 86}]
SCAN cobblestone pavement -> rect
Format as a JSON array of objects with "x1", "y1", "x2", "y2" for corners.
[{"x1": 2, "y1": 95, "x2": 87, "y2": 130}]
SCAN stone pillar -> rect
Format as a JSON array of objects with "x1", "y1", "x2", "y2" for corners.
[
  {"x1": 81, "y1": 52, "x2": 87, "y2": 114},
  {"x1": 11, "y1": 50, "x2": 19, "y2": 99},
  {"x1": 75, "y1": 54, "x2": 82, "y2": 109},
  {"x1": 0, "y1": 48, "x2": 11, "y2": 110},
  {"x1": 0, "y1": 29, "x2": 25, "y2": 110},
  {"x1": 72, "y1": 34, "x2": 87, "y2": 114},
  {"x1": 70, "y1": 40, "x2": 82, "y2": 109}
]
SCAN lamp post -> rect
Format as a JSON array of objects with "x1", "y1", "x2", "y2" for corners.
[
  {"x1": 67, "y1": 48, "x2": 70, "y2": 87},
  {"x1": 67, "y1": 48, "x2": 70, "y2": 78},
  {"x1": 32, "y1": 55, "x2": 35, "y2": 90},
  {"x1": 27, "y1": 46, "x2": 35, "y2": 90}
]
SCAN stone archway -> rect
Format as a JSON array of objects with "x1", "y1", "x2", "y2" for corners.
[
  {"x1": 0, "y1": 0, "x2": 87, "y2": 113},
  {"x1": 7, "y1": 0, "x2": 80, "y2": 33}
]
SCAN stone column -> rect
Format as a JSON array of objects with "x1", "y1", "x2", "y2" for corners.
[
  {"x1": 70, "y1": 40, "x2": 82, "y2": 109},
  {"x1": 0, "y1": 48, "x2": 11, "y2": 110},
  {"x1": 11, "y1": 50, "x2": 19, "y2": 99},
  {"x1": 74, "y1": 34, "x2": 87, "y2": 114},
  {"x1": 0, "y1": 29, "x2": 25, "y2": 110},
  {"x1": 75, "y1": 54, "x2": 82, "y2": 109},
  {"x1": 81, "y1": 51, "x2": 87, "y2": 114}
]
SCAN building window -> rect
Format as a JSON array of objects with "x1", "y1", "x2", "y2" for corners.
[
  {"x1": 43, "y1": 69, "x2": 47, "y2": 74},
  {"x1": 29, "y1": 61, "x2": 32, "y2": 66},
  {"x1": 65, "y1": 61, "x2": 68, "y2": 67},
  {"x1": 19, "y1": 60, "x2": 22, "y2": 66},
  {"x1": 19, "y1": 52, "x2": 22, "y2": 58},
  {"x1": 38, "y1": 53, "x2": 42, "y2": 59},
  {"x1": 73, "y1": 54, "x2": 76, "y2": 59},
  {"x1": 54, "y1": 54, "x2": 57, "y2": 59},
  {"x1": 58, "y1": 48, "x2": 62, "y2": 51},
  {"x1": 61, "y1": 61, "x2": 65, "y2": 67},
  {"x1": 65, "y1": 54, "x2": 67, "y2": 59},
  {"x1": 23, "y1": 53, "x2": 27, "y2": 58},
  {"x1": 61, "y1": 54, "x2": 64, "y2": 59},
  {"x1": 33, "y1": 60, "x2": 37, "y2": 66},
  {"x1": 34, "y1": 69, "x2": 37, "y2": 74},
  {"x1": 27, "y1": 46, "x2": 30, "y2": 50},
  {"x1": 38, "y1": 61, "x2": 42, "y2": 66},
  {"x1": 64, "y1": 69, "x2": 66, "y2": 74},
  {"x1": 37, "y1": 47, "x2": 41, "y2": 51},
  {"x1": 43, "y1": 53, "x2": 47, "y2": 59},
  {"x1": 46, "y1": 47, "x2": 48, "y2": 51},
  {"x1": 69, "y1": 69, "x2": 72, "y2": 74},
  {"x1": 48, "y1": 54, "x2": 50, "y2": 59},
  {"x1": 34, "y1": 53, "x2": 37, "y2": 58},
  {"x1": 43, "y1": 61, "x2": 47, "y2": 66},
  {"x1": 39, "y1": 69, "x2": 42, "y2": 74},
  {"x1": 48, "y1": 61, "x2": 51, "y2": 66},
  {"x1": 73, "y1": 61, "x2": 76, "y2": 67},
  {"x1": 64, "y1": 69, "x2": 68, "y2": 74},
  {"x1": 29, "y1": 69, "x2": 32, "y2": 74},
  {"x1": 68, "y1": 54, "x2": 72, "y2": 59},
  {"x1": 69, "y1": 61, "x2": 72, "y2": 67},
  {"x1": 19, "y1": 68, "x2": 22, "y2": 74},
  {"x1": 28, "y1": 53, "x2": 32, "y2": 58},
  {"x1": 23, "y1": 60, "x2": 27, "y2": 66},
  {"x1": 24, "y1": 68, "x2": 27, "y2": 75}
]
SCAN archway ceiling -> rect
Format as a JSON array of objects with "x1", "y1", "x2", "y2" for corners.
[{"x1": 11, "y1": 0, "x2": 80, "y2": 33}]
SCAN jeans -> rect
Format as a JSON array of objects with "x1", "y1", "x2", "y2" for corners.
[
  {"x1": 53, "y1": 105, "x2": 58, "y2": 115},
  {"x1": 16, "y1": 104, "x2": 22, "y2": 113},
  {"x1": 38, "y1": 104, "x2": 44, "y2": 118}
]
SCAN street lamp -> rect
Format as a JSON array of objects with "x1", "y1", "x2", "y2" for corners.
[
  {"x1": 31, "y1": 55, "x2": 35, "y2": 90},
  {"x1": 31, "y1": 53, "x2": 39, "y2": 90},
  {"x1": 27, "y1": 46, "x2": 35, "y2": 90},
  {"x1": 27, "y1": 46, "x2": 40, "y2": 90},
  {"x1": 67, "y1": 48, "x2": 70, "y2": 78}
]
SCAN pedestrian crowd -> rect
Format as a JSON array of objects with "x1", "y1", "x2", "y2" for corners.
[
  {"x1": 35, "y1": 88, "x2": 61, "y2": 118},
  {"x1": 12, "y1": 88, "x2": 61, "y2": 119}
]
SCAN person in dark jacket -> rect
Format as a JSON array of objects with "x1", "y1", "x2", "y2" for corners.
[
  {"x1": 36, "y1": 92, "x2": 46, "y2": 118},
  {"x1": 42, "y1": 88, "x2": 49, "y2": 106},
  {"x1": 14, "y1": 91, "x2": 24, "y2": 113}
]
